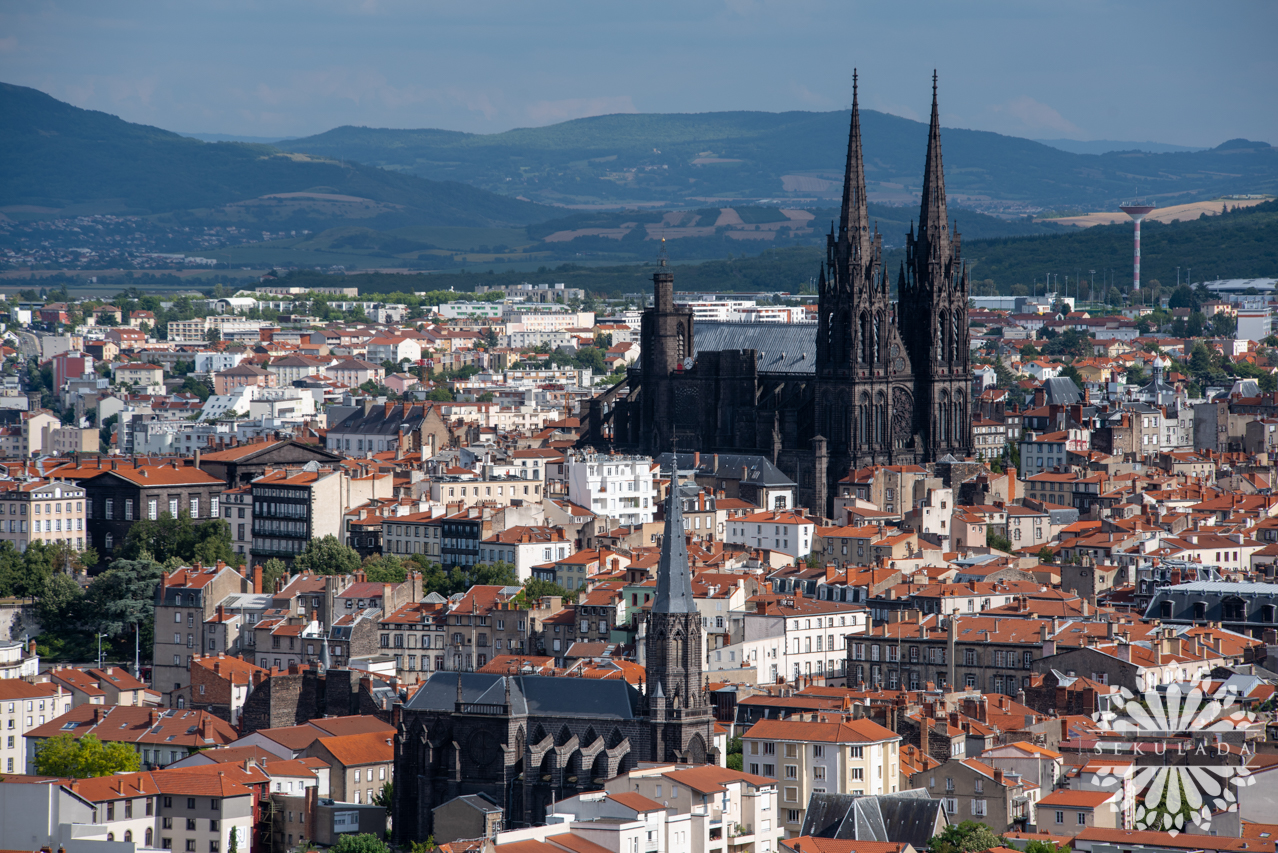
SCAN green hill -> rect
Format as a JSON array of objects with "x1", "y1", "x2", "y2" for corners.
[
  {"x1": 0, "y1": 82, "x2": 554, "y2": 228},
  {"x1": 950, "y1": 199, "x2": 1278, "y2": 296},
  {"x1": 280, "y1": 111, "x2": 1278, "y2": 211}
]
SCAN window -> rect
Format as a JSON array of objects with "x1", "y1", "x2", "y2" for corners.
[
  {"x1": 1055, "y1": 811, "x2": 1064, "y2": 825},
  {"x1": 148, "y1": 500, "x2": 158, "y2": 520},
  {"x1": 1078, "y1": 812, "x2": 1087, "y2": 826},
  {"x1": 787, "y1": 810, "x2": 800, "y2": 825}
]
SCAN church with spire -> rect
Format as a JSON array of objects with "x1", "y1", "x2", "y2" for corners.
[
  {"x1": 392, "y1": 462, "x2": 714, "y2": 841},
  {"x1": 595, "y1": 74, "x2": 972, "y2": 516}
]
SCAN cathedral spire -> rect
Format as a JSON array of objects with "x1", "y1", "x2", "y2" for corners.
[
  {"x1": 838, "y1": 69, "x2": 870, "y2": 260},
  {"x1": 918, "y1": 70, "x2": 949, "y2": 255},
  {"x1": 653, "y1": 458, "x2": 696, "y2": 614}
]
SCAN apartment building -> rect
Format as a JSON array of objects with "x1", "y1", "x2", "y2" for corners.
[
  {"x1": 730, "y1": 594, "x2": 869, "y2": 685},
  {"x1": 566, "y1": 453, "x2": 657, "y2": 526},
  {"x1": 908, "y1": 757, "x2": 1032, "y2": 833},
  {"x1": 742, "y1": 715, "x2": 901, "y2": 837},
  {"x1": 46, "y1": 665, "x2": 150, "y2": 708},
  {"x1": 152, "y1": 563, "x2": 253, "y2": 702},
  {"x1": 726, "y1": 511, "x2": 816, "y2": 559},
  {"x1": 79, "y1": 461, "x2": 226, "y2": 556},
  {"x1": 249, "y1": 467, "x2": 345, "y2": 566},
  {"x1": 427, "y1": 474, "x2": 544, "y2": 508},
  {"x1": 0, "y1": 478, "x2": 88, "y2": 551},
  {"x1": 304, "y1": 731, "x2": 393, "y2": 805},
  {"x1": 0, "y1": 680, "x2": 71, "y2": 775},
  {"x1": 481, "y1": 525, "x2": 571, "y2": 581}
]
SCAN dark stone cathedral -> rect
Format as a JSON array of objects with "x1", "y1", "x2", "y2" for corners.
[
  {"x1": 589, "y1": 75, "x2": 972, "y2": 515},
  {"x1": 392, "y1": 467, "x2": 714, "y2": 840}
]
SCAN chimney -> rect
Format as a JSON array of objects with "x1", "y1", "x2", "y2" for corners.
[
  {"x1": 994, "y1": 768, "x2": 1004, "y2": 786},
  {"x1": 920, "y1": 716, "x2": 930, "y2": 756},
  {"x1": 253, "y1": 565, "x2": 263, "y2": 595}
]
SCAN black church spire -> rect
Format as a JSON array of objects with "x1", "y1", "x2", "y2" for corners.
[
  {"x1": 918, "y1": 70, "x2": 949, "y2": 262},
  {"x1": 653, "y1": 460, "x2": 695, "y2": 614},
  {"x1": 838, "y1": 70, "x2": 871, "y2": 262}
]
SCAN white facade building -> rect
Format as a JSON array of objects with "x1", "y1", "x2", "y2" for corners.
[{"x1": 565, "y1": 453, "x2": 657, "y2": 526}]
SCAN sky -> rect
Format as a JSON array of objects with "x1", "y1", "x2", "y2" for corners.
[{"x1": 2, "y1": 0, "x2": 1275, "y2": 147}]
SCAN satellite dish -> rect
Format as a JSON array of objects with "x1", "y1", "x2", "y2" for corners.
[{"x1": 682, "y1": 357, "x2": 695, "y2": 370}]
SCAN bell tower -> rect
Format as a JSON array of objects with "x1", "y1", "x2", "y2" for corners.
[{"x1": 644, "y1": 460, "x2": 713, "y2": 764}]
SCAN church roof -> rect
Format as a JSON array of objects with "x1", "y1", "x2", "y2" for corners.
[
  {"x1": 653, "y1": 463, "x2": 697, "y2": 615},
  {"x1": 693, "y1": 322, "x2": 816, "y2": 375},
  {"x1": 800, "y1": 790, "x2": 943, "y2": 849},
  {"x1": 404, "y1": 671, "x2": 641, "y2": 720}
]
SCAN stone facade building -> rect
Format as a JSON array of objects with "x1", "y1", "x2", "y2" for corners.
[
  {"x1": 594, "y1": 77, "x2": 972, "y2": 515},
  {"x1": 392, "y1": 467, "x2": 715, "y2": 839}
]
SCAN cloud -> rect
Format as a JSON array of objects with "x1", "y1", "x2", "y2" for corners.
[
  {"x1": 990, "y1": 95, "x2": 1084, "y2": 137},
  {"x1": 525, "y1": 95, "x2": 637, "y2": 126}
]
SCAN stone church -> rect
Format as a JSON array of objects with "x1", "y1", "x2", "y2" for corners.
[
  {"x1": 391, "y1": 466, "x2": 714, "y2": 840},
  {"x1": 590, "y1": 75, "x2": 973, "y2": 515}
]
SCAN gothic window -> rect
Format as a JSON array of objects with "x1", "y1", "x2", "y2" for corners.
[
  {"x1": 939, "y1": 391, "x2": 949, "y2": 445},
  {"x1": 676, "y1": 327, "x2": 686, "y2": 362},
  {"x1": 937, "y1": 311, "x2": 947, "y2": 360},
  {"x1": 860, "y1": 313, "x2": 870, "y2": 364},
  {"x1": 875, "y1": 392, "x2": 886, "y2": 446},
  {"x1": 859, "y1": 394, "x2": 870, "y2": 447},
  {"x1": 873, "y1": 313, "x2": 882, "y2": 363},
  {"x1": 839, "y1": 309, "x2": 852, "y2": 365},
  {"x1": 951, "y1": 312, "x2": 960, "y2": 364}
]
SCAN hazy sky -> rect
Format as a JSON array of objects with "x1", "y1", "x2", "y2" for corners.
[{"x1": 3, "y1": 1, "x2": 1275, "y2": 147}]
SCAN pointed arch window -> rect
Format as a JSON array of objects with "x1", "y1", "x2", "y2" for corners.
[
  {"x1": 939, "y1": 391, "x2": 949, "y2": 445},
  {"x1": 874, "y1": 392, "x2": 886, "y2": 446},
  {"x1": 676, "y1": 327, "x2": 686, "y2": 362},
  {"x1": 873, "y1": 313, "x2": 882, "y2": 363},
  {"x1": 859, "y1": 394, "x2": 870, "y2": 447},
  {"x1": 937, "y1": 311, "x2": 947, "y2": 360},
  {"x1": 951, "y1": 312, "x2": 960, "y2": 364},
  {"x1": 860, "y1": 313, "x2": 870, "y2": 364}
]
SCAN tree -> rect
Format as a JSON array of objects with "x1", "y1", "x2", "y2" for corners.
[
  {"x1": 1019, "y1": 342, "x2": 1039, "y2": 358},
  {"x1": 929, "y1": 820, "x2": 1007, "y2": 853},
  {"x1": 521, "y1": 577, "x2": 574, "y2": 604},
  {"x1": 427, "y1": 386, "x2": 454, "y2": 402},
  {"x1": 121, "y1": 513, "x2": 238, "y2": 566},
  {"x1": 34, "y1": 733, "x2": 141, "y2": 777},
  {"x1": 293, "y1": 535, "x2": 362, "y2": 575},
  {"x1": 330, "y1": 835, "x2": 391, "y2": 853},
  {"x1": 261, "y1": 558, "x2": 289, "y2": 592},
  {"x1": 1024, "y1": 841, "x2": 1070, "y2": 853},
  {"x1": 987, "y1": 530, "x2": 1013, "y2": 553},
  {"x1": 1061, "y1": 364, "x2": 1084, "y2": 390},
  {"x1": 373, "y1": 781, "x2": 393, "y2": 814},
  {"x1": 361, "y1": 554, "x2": 407, "y2": 583},
  {"x1": 1037, "y1": 546, "x2": 1056, "y2": 564},
  {"x1": 726, "y1": 736, "x2": 743, "y2": 771},
  {"x1": 1211, "y1": 312, "x2": 1237, "y2": 337},
  {"x1": 37, "y1": 573, "x2": 84, "y2": 626},
  {"x1": 85, "y1": 557, "x2": 163, "y2": 641}
]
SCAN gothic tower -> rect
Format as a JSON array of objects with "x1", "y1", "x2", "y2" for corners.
[
  {"x1": 815, "y1": 72, "x2": 916, "y2": 513},
  {"x1": 899, "y1": 73, "x2": 972, "y2": 461},
  {"x1": 644, "y1": 461, "x2": 713, "y2": 764},
  {"x1": 635, "y1": 254, "x2": 693, "y2": 454}
]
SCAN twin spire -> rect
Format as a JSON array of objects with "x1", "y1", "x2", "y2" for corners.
[
  {"x1": 917, "y1": 70, "x2": 950, "y2": 260},
  {"x1": 834, "y1": 71, "x2": 950, "y2": 275}
]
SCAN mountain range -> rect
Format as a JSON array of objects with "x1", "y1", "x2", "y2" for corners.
[
  {"x1": 277, "y1": 112, "x2": 1277, "y2": 213},
  {"x1": 0, "y1": 82, "x2": 551, "y2": 229}
]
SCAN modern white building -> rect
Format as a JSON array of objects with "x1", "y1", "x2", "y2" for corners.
[
  {"x1": 725, "y1": 511, "x2": 815, "y2": 559},
  {"x1": 565, "y1": 453, "x2": 657, "y2": 526}
]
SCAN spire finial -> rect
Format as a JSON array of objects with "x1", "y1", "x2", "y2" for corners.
[
  {"x1": 933, "y1": 69, "x2": 938, "y2": 96},
  {"x1": 658, "y1": 237, "x2": 667, "y2": 268}
]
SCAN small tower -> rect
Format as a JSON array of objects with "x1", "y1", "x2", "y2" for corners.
[
  {"x1": 644, "y1": 458, "x2": 713, "y2": 764},
  {"x1": 1120, "y1": 201, "x2": 1156, "y2": 292}
]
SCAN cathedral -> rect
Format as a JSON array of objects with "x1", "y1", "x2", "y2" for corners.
[
  {"x1": 392, "y1": 465, "x2": 714, "y2": 839},
  {"x1": 592, "y1": 74, "x2": 972, "y2": 515}
]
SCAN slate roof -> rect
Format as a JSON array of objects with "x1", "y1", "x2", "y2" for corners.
[
  {"x1": 656, "y1": 452, "x2": 797, "y2": 488},
  {"x1": 330, "y1": 403, "x2": 433, "y2": 436},
  {"x1": 405, "y1": 671, "x2": 641, "y2": 719},
  {"x1": 800, "y1": 790, "x2": 943, "y2": 850},
  {"x1": 1043, "y1": 377, "x2": 1082, "y2": 405},
  {"x1": 693, "y1": 322, "x2": 816, "y2": 375}
]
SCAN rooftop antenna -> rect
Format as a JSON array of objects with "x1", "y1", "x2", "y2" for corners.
[{"x1": 658, "y1": 237, "x2": 668, "y2": 268}]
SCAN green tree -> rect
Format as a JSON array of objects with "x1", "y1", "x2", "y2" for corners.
[
  {"x1": 1019, "y1": 342, "x2": 1039, "y2": 358},
  {"x1": 121, "y1": 513, "x2": 238, "y2": 566},
  {"x1": 427, "y1": 386, "x2": 454, "y2": 402},
  {"x1": 1037, "y1": 546, "x2": 1056, "y2": 564},
  {"x1": 1024, "y1": 842, "x2": 1070, "y2": 853},
  {"x1": 987, "y1": 530, "x2": 1013, "y2": 553},
  {"x1": 34, "y1": 733, "x2": 141, "y2": 778},
  {"x1": 373, "y1": 781, "x2": 393, "y2": 814},
  {"x1": 261, "y1": 558, "x2": 289, "y2": 593},
  {"x1": 37, "y1": 573, "x2": 85, "y2": 626},
  {"x1": 330, "y1": 834, "x2": 391, "y2": 853},
  {"x1": 928, "y1": 820, "x2": 1006, "y2": 853},
  {"x1": 293, "y1": 535, "x2": 362, "y2": 575},
  {"x1": 361, "y1": 554, "x2": 407, "y2": 583},
  {"x1": 85, "y1": 557, "x2": 163, "y2": 641},
  {"x1": 521, "y1": 576, "x2": 574, "y2": 604},
  {"x1": 726, "y1": 736, "x2": 743, "y2": 771}
]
